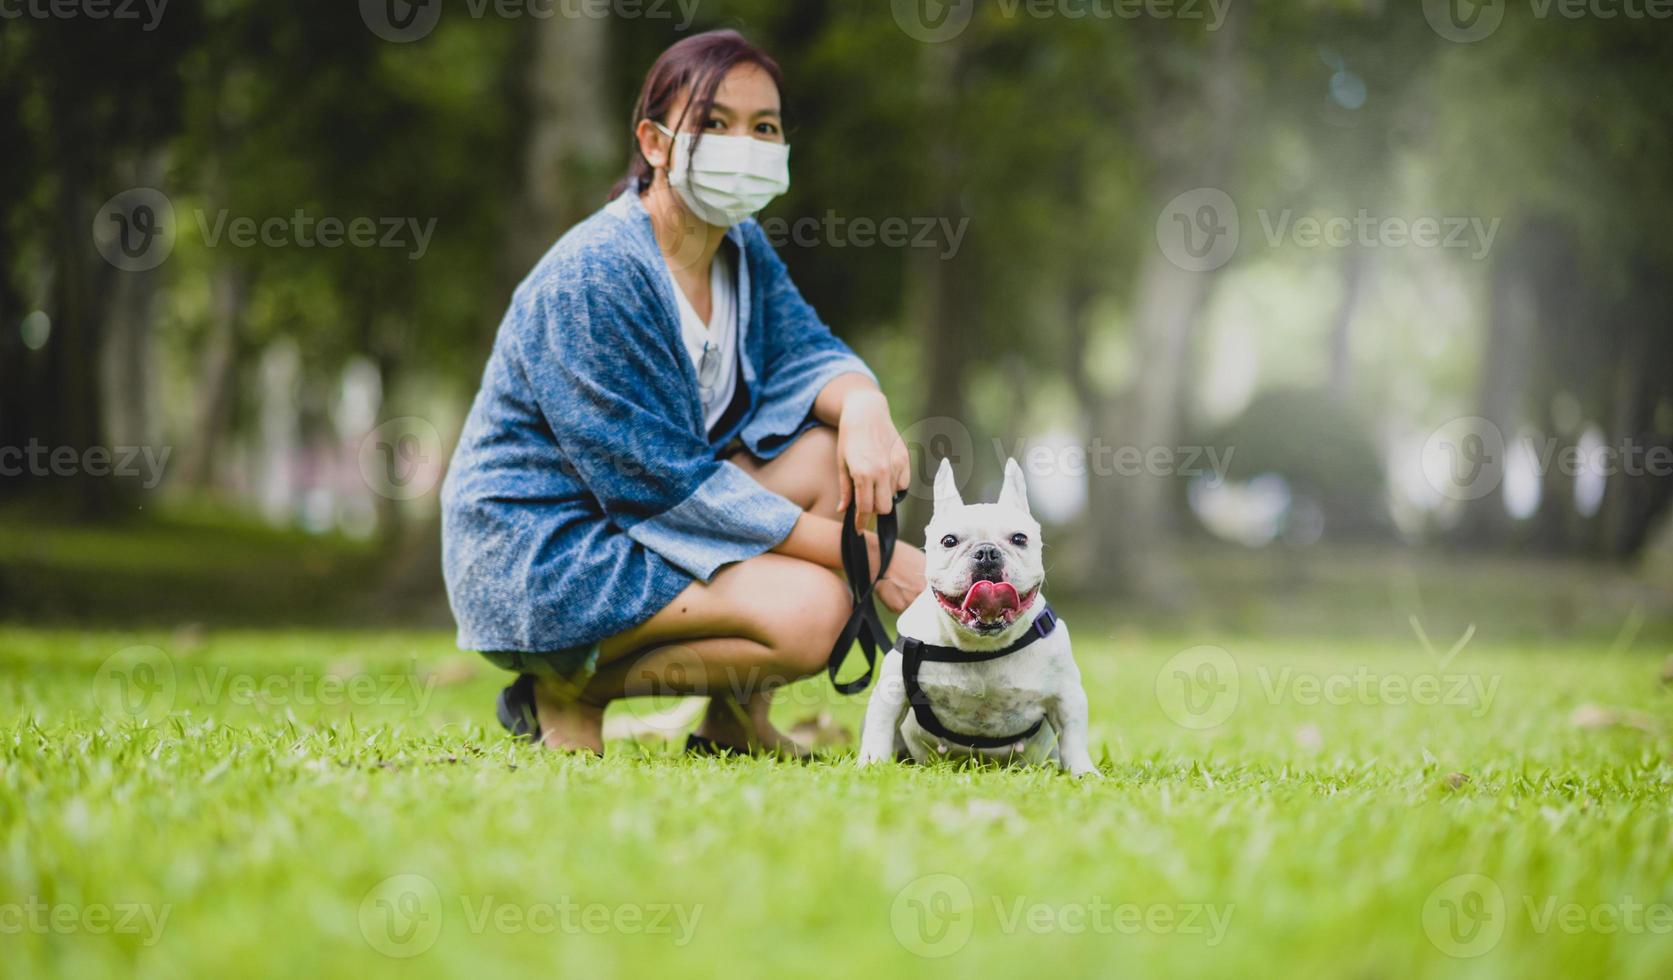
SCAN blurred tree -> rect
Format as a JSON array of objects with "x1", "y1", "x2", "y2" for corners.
[
  {"x1": 0, "y1": 10, "x2": 201, "y2": 512},
  {"x1": 1439, "y1": 11, "x2": 1673, "y2": 559}
]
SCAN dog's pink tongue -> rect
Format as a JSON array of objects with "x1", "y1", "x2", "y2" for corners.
[{"x1": 962, "y1": 580, "x2": 1020, "y2": 621}]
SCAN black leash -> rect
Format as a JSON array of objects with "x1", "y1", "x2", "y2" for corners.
[
  {"x1": 899, "y1": 604, "x2": 1059, "y2": 750},
  {"x1": 825, "y1": 491, "x2": 904, "y2": 695}
]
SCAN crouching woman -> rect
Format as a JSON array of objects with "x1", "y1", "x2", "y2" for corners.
[{"x1": 441, "y1": 30, "x2": 926, "y2": 755}]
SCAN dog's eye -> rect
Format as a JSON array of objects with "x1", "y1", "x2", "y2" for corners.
[
  {"x1": 940, "y1": 534, "x2": 959, "y2": 549},
  {"x1": 1010, "y1": 532, "x2": 1029, "y2": 547}
]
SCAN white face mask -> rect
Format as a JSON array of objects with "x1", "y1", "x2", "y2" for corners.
[{"x1": 656, "y1": 122, "x2": 791, "y2": 228}]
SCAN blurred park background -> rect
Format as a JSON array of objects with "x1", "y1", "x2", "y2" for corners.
[{"x1": 3, "y1": 0, "x2": 1672, "y2": 640}]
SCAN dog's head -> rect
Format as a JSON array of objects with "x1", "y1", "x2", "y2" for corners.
[{"x1": 923, "y1": 458, "x2": 1044, "y2": 636}]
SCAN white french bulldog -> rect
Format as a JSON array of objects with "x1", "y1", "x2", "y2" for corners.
[{"x1": 857, "y1": 458, "x2": 1099, "y2": 777}]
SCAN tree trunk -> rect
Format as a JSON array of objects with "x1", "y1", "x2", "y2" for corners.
[
  {"x1": 1098, "y1": 7, "x2": 1247, "y2": 599},
  {"x1": 0, "y1": 254, "x2": 27, "y2": 498},
  {"x1": 45, "y1": 152, "x2": 115, "y2": 516},
  {"x1": 1597, "y1": 266, "x2": 1673, "y2": 559},
  {"x1": 1327, "y1": 246, "x2": 1367, "y2": 398},
  {"x1": 1459, "y1": 231, "x2": 1537, "y2": 545},
  {"x1": 100, "y1": 153, "x2": 169, "y2": 457},
  {"x1": 506, "y1": 12, "x2": 615, "y2": 277},
  {"x1": 1099, "y1": 248, "x2": 1215, "y2": 599},
  {"x1": 179, "y1": 266, "x2": 253, "y2": 490},
  {"x1": 901, "y1": 38, "x2": 972, "y2": 542}
]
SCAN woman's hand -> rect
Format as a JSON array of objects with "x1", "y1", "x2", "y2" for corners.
[
  {"x1": 876, "y1": 542, "x2": 926, "y2": 615},
  {"x1": 835, "y1": 389, "x2": 911, "y2": 530}
]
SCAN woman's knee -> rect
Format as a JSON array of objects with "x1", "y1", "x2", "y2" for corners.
[
  {"x1": 743, "y1": 558, "x2": 851, "y2": 678},
  {"x1": 734, "y1": 425, "x2": 841, "y2": 515}
]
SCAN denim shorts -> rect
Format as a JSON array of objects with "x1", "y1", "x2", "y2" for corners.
[{"x1": 480, "y1": 644, "x2": 601, "y2": 685}]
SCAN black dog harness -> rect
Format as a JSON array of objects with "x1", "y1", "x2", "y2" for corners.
[{"x1": 898, "y1": 604, "x2": 1060, "y2": 750}]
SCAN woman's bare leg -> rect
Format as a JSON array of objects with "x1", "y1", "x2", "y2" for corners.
[
  {"x1": 531, "y1": 426, "x2": 848, "y2": 754},
  {"x1": 692, "y1": 426, "x2": 845, "y2": 749},
  {"x1": 533, "y1": 552, "x2": 848, "y2": 752}
]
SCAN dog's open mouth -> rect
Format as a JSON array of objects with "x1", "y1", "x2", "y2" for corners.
[{"x1": 934, "y1": 580, "x2": 1039, "y2": 632}]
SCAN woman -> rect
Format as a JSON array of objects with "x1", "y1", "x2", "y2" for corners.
[{"x1": 442, "y1": 30, "x2": 926, "y2": 756}]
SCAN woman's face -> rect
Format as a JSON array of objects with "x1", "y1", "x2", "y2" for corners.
[{"x1": 640, "y1": 62, "x2": 784, "y2": 171}]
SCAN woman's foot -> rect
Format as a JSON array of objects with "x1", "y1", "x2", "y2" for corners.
[
  {"x1": 532, "y1": 676, "x2": 606, "y2": 755},
  {"x1": 692, "y1": 692, "x2": 808, "y2": 758}
]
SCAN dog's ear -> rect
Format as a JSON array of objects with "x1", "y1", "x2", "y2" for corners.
[
  {"x1": 997, "y1": 458, "x2": 1030, "y2": 515},
  {"x1": 933, "y1": 458, "x2": 963, "y2": 513}
]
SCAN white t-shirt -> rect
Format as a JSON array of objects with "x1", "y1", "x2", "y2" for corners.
[{"x1": 670, "y1": 249, "x2": 739, "y2": 434}]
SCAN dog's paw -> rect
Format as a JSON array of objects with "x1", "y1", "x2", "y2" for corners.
[
  {"x1": 1066, "y1": 763, "x2": 1102, "y2": 779},
  {"x1": 855, "y1": 751, "x2": 887, "y2": 768}
]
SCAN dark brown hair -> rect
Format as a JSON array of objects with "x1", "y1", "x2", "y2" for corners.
[{"x1": 607, "y1": 30, "x2": 786, "y2": 201}]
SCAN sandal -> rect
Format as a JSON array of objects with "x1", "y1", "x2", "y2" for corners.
[
  {"x1": 684, "y1": 733, "x2": 746, "y2": 757},
  {"x1": 496, "y1": 673, "x2": 540, "y2": 740}
]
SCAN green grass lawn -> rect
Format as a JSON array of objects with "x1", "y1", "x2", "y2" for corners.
[{"x1": 6, "y1": 621, "x2": 1673, "y2": 979}]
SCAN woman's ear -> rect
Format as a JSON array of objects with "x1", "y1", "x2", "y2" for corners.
[{"x1": 635, "y1": 119, "x2": 672, "y2": 170}]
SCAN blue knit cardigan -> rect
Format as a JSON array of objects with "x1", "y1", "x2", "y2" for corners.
[{"x1": 441, "y1": 192, "x2": 874, "y2": 653}]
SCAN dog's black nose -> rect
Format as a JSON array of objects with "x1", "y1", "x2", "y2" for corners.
[{"x1": 971, "y1": 544, "x2": 1003, "y2": 567}]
